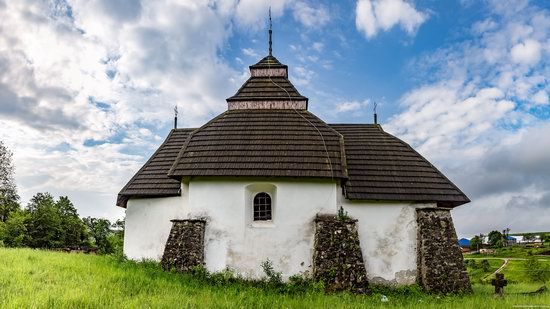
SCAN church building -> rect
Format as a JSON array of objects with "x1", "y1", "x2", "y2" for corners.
[{"x1": 117, "y1": 26, "x2": 471, "y2": 293}]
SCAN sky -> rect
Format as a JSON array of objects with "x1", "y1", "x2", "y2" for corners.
[{"x1": 0, "y1": 0, "x2": 549, "y2": 238}]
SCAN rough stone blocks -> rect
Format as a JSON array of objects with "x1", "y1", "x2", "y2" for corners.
[
  {"x1": 416, "y1": 209, "x2": 471, "y2": 293},
  {"x1": 161, "y1": 219, "x2": 206, "y2": 272},
  {"x1": 312, "y1": 214, "x2": 369, "y2": 293}
]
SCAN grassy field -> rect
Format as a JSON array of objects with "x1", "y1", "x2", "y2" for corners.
[
  {"x1": 464, "y1": 259, "x2": 503, "y2": 283},
  {"x1": 1, "y1": 248, "x2": 549, "y2": 308},
  {"x1": 472, "y1": 244, "x2": 550, "y2": 259}
]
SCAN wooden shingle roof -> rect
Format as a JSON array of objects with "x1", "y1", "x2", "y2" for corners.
[
  {"x1": 329, "y1": 124, "x2": 470, "y2": 207},
  {"x1": 249, "y1": 55, "x2": 287, "y2": 69},
  {"x1": 117, "y1": 121, "x2": 469, "y2": 208},
  {"x1": 116, "y1": 128, "x2": 195, "y2": 208},
  {"x1": 167, "y1": 109, "x2": 347, "y2": 179},
  {"x1": 226, "y1": 77, "x2": 307, "y2": 102}
]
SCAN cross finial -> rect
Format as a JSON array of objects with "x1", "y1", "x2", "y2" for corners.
[
  {"x1": 174, "y1": 105, "x2": 178, "y2": 129},
  {"x1": 268, "y1": 7, "x2": 272, "y2": 56},
  {"x1": 373, "y1": 101, "x2": 378, "y2": 124}
]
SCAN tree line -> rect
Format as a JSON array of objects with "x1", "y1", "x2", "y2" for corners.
[
  {"x1": 469, "y1": 229, "x2": 550, "y2": 250},
  {"x1": 0, "y1": 141, "x2": 123, "y2": 254}
]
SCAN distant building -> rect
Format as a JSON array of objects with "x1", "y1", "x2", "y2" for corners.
[
  {"x1": 480, "y1": 248, "x2": 495, "y2": 254},
  {"x1": 505, "y1": 236, "x2": 517, "y2": 245},
  {"x1": 458, "y1": 238, "x2": 470, "y2": 248}
]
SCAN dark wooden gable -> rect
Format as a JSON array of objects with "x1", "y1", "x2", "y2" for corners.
[
  {"x1": 167, "y1": 109, "x2": 347, "y2": 179},
  {"x1": 330, "y1": 124, "x2": 470, "y2": 207},
  {"x1": 226, "y1": 55, "x2": 308, "y2": 110},
  {"x1": 117, "y1": 128, "x2": 195, "y2": 208}
]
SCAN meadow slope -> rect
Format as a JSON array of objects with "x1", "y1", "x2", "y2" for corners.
[{"x1": 0, "y1": 248, "x2": 548, "y2": 308}]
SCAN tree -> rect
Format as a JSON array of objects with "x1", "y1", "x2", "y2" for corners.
[
  {"x1": 502, "y1": 228, "x2": 511, "y2": 247},
  {"x1": 488, "y1": 230, "x2": 503, "y2": 248},
  {"x1": 526, "y1": 258, "x2": 550, "y2": 285},
  {"x1": 110, "y1": 219, "x2": 125, "y2": 256},
  {"x1": 481, "y1": 259, "x2": 490, "y2": 272},
  {"x1": 1, "y1": 209, "x2": 30, "y2": 247},
  {"x1": 470, "y1": 236, "x2": 482, "y2": 252},
  {"x1": 26, "y1": 193, "x2": 63, "y2": 248},
  {"x1": 0, "y1": 141, "x2": 20, "y2": 222},
  {"x1": 84, "y1": 217, "x2": 114, "y2": 254},
  {"x1": 57, "y1": 196, "x2": 88, "y2": 247},
  {"x1": 523, "y1": 233, "x2": 536, "y2": 243}
]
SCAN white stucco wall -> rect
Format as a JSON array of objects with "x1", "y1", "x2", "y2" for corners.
[
  {"x1": 186, "y1": 178, "x2": 338, "y2": 279},
  {"x1": 340, "y1": 197, "x2": 436, "y2": 285},
  {"x1": 123, "y1": 177, "x2": 436, "y2": 286},
  {"x1": 123, "y1": 183, "x2": 189, "y2": 260}
]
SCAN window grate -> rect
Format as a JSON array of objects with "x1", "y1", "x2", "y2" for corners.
[{"x1": 253, "y1": 192, "x2": 272, "y2": 221}]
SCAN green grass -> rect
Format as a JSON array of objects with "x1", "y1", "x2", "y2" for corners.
[
  {"x1": 472, "y1": 245, "x2": 550, "y2": 259},
  {"x1": 465, "y1": 257, "x2": 550, "y2": 284},
  {"x1": 464, "y1": 259, "x2": 504, "y2": 283},
  {"x1": 1, "y1": 248, "x2": 549, "y2": 308}
]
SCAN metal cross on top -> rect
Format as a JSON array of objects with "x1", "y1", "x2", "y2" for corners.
[
  {"x1": 491, "y1": 273, "x2": 507, "y2": 296},
  {"x1": 174, "y1": 105, "x2": 178, "y2": 129},
  {"x1": 268, "y1": 7, "x2": 272, "y2": 56}
]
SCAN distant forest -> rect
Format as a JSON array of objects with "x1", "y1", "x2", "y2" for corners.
[{"x1": 0, "y1": 141, "x2": 123, "y2": 254}]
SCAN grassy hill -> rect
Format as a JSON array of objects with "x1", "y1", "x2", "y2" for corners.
[{"x1": 0, "y1": 248, "x2": 549, "y2": 308}]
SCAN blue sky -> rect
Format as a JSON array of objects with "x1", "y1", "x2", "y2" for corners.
[{"x1": 1, "y1": 0, "x2": 550, "y2": 237}]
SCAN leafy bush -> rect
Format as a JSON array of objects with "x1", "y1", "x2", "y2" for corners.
[
  {"x1": 525, "y1": 258, "x2": 550, "y2": 284},
  {"x1": 481, "y1": 260, "x2": 490, "y2": 272},
  {"x1": 261, "y1": 258, "x2": 283, "y2": 286},
  {"x1": 337, "y1": 206, "x2": 350, "y2": 221}
]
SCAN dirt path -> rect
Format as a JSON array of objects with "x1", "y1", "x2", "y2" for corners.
[
  {"x1": 480, "y1": 258, "x2": 509, "y2": 281},
  {"x1": 493, "y1": 258, "x2": 509, "y2": 275}
]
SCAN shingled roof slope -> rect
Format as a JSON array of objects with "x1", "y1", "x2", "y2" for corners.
[
  {"x1": 117, "y1": 128, "x2": 195, "y2": 208},
  {"x1": 168, "y1": 109, "x2": 347, "y2": 179},
  {"x1": 330, "y1": 124, "x2": 470, "y2": 207},
  {"x1": 226, "y1": 77, "x2": 307, "y2": 102},
  {"x1": 249, "y1": 55, "x2": 287, "y2": 69}
]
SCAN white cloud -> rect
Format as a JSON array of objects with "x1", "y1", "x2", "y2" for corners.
[
  {"x1": 532, "y1": 90, "x2": 549, "y2": 105},
  {"x1": 510, "y1": 39, "x2": 541, "y2": 65},
  {"x1": 355, "y1": 0, "x2": 428, "y2": 39},
  {"x1": 293, "y1": 66, "x2": 315, "y2": 86},
  {"x1": 242, "y1": 48, "x2": 259, "y2": 58},
  {"x1": 233, "y1": 0, "x2": 331, "y2": 30},
  {"x1": 335, "y1": 100, "x2": 370, "y2": 113},
  {"x1": 386, "y1": 0, "x2": 550, "y2": 236},
  {"x1": 291, "y1": 2, "x2": 330, "y2": 28},
  {"x1": 312, "y1": 42, "x2": 324, "y2": 52},
  {"x1": 234, "y1": 0, "x2": 288, "y2": 29}
]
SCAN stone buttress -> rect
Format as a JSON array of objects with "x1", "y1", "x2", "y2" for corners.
[
  {"x1": 312, "y1": 214, "x2": 369, "y2": 293},
  {"x1": 161, "y1": 219, "x2": 206, "y2": 272},
  {"x1": 416, "y1": 208, "x2": 471, "y2": 293}
]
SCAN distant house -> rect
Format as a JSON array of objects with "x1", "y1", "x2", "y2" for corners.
[
  {"x1": 480, "y1": 248, "x2": 495, "y2": 254},
  {"x1": 458, "y1": 238, "x2": 471, "y2": 253},
  {"x1": 458, "y1": 238, "x2": 470, "y2": 247},
  {"x1": 505, "y1": 236, "x2": 517, "y2": 246}
]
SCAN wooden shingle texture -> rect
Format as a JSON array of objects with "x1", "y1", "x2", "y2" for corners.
[
  {"x1": 249, "y1": 55, "x2": 287, "y2": 69},
  {"x1": 168, "y1": 109, "x2": 347, "y2": 179},
  {"x1": 330, "y1": 124, "x2": 469, "y2": 207},
  {"x1": 117, "y1": 129, "x2": 195, "y2": 207},
  {"x1": 226, "y1": 77, "x2": 307, "y2": 102}
]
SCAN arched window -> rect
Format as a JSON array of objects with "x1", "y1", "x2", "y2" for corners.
[{"x1": 253, "y1": 192, "x2": 272, "y2": 221}]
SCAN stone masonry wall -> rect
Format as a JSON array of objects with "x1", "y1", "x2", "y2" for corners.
[
  {"x1": 161, "y1": 219, "x2": 206, "y2": 272},
  {"x1": 313, "y1": 214, "x2": 369, "y2": 293},
  {"x1": 417, "y1": 209, "x2": 471, "y2": 293}
]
